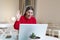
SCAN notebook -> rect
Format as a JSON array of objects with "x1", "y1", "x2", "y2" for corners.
[{"x1": 18, "y1": 24, "x2": 48, "y2": 40}]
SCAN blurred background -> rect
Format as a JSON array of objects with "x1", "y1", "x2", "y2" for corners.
[{"x1": 0, "y1": 0, "x2": 60, "y2": 24}]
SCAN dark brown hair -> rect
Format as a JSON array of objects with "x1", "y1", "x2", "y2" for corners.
[{"x1": 24, "y1": 6, "x2": 34, "y2": 16}]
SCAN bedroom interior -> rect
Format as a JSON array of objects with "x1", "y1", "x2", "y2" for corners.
[{"x1": 0, "y1": 0, "x2": 60, "y2": 40}]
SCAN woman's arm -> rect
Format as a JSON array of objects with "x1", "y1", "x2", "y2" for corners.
[
  {"x1": 14, "y1": 20, "x2": 20, "y2": 30},
  {"x1": 14, "y1": 10, "x2": 21, "y2": 30}
]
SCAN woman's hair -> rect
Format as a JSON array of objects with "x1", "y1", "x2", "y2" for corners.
[{"x1": 24, "y1": 6, "x2": 34, "y2": 16}]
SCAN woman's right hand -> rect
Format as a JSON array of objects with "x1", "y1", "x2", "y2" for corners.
[{"x1": 16, "y1": 10, "x2": 21, "y2": 21}]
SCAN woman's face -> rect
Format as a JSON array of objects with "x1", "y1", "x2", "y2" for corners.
[{"x1": 25, "y1": 10, "x2": 33, "y2": 19}]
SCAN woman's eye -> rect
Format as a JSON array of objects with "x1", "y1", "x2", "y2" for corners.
[{"x1": 28, "y1": 11, "x2": 30, "y2": 13}]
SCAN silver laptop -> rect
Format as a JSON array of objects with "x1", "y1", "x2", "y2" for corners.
[{"x1": 18, "y1": 24, "x2": 48, "y2": 40}]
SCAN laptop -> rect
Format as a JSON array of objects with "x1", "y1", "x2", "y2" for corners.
[{"x1": 18, "y1": 24, "x2": 48, "y2": 40}]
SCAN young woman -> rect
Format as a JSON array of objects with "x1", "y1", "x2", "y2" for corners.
[{"x1": 14, "y1": 6, "x2": 36, "y2": 30}]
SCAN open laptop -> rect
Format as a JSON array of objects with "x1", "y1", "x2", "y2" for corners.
[{"x1": 18, "y1": 24, "x2": 48, "y2": 40}]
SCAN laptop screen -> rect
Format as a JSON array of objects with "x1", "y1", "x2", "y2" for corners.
[{"x1": 18, "y1": 24, "x2": 48, "y2": 40}]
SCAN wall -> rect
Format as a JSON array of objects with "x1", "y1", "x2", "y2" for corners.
[
  {"x1": 36, "y1": 0, "x2": 60, "y2": 24},
  {"x1": 0, "y1": 0, "x2": 19, "y2": 23}
]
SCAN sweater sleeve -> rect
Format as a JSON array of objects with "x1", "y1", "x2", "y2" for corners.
[
  {"x1": 34, "y1": 18, "x2": 36, "y2": 24},
  {"x1": 14, "y1": 20, "x2": 20, "y2": 30},
  {"x1": 14, "y1": 16, "x2": 23, "y2": 30},
  {"x1": 33, "y1": 17, "x2": 36, "y2": 24}
]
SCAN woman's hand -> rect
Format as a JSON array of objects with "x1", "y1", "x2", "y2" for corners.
[{"x1": 16, "y1": 10, "x2": 21, "y2": 21}]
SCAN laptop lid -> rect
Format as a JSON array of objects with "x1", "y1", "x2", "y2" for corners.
[{"x1": 18, "y1": 24, "x2": 48, "y2": 40}]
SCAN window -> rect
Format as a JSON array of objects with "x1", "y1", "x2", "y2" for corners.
[{"x1": 19, "y1": 0, "x2": 36, "y2": 15}]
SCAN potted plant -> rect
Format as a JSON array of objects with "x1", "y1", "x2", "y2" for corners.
[{"x1": 29, "y1": 33, "x2": 40, "y2": 40}]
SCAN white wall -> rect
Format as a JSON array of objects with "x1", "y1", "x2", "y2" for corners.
[
  {"x1": 36, "y1": 0, "x2": 60, "y2": 24},
  {"x1": 0, "y1": 0, "x2": 19, "y2": 23}
]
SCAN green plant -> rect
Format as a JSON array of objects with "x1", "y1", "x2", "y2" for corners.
[{"x1": 29, "y1": 33, "x2": 36, "y2": 39}]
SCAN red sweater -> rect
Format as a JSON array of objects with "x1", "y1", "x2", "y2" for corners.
[{"x1": 14, "y1": 16, "x2": 36, "y2": 30}]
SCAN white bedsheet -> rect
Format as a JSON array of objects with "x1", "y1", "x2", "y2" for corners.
[{"x1": 43, "y1": 36, "x2": 59, "y2": 40}]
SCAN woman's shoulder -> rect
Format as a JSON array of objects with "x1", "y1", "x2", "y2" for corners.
[
  {"x1": 31, "y1": 16, "x2": 36, "y2": 23},
  {"x1": 21, "y1": 16, "x2": 24, "y2": 18},
  {"x1": 20, "y1": 16, "x2": 25, "y2": 19},
  {"x1": 31, "y1": 16, "x2": 36, "y2": 20}
]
